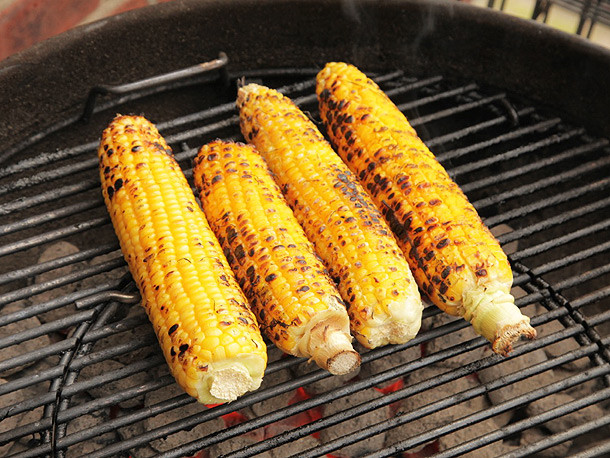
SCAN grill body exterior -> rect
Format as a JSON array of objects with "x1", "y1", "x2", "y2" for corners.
[
  {"x1": 1, "y1": 1, "x2": 610, "y2": 457},
  {"x1": 1, "y1": 0, "x2": 609, "y2": 148}
]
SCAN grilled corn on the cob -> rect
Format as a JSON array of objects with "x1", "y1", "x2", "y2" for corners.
[
  {"x1": 193, "y1": 140, "x2": 360, "y2": 374},
  {"x1": 237, "y1": 84, "x2": 423, "y2": 349},
  {"x1": 316, "y1": 62, "x2": 536, "y2": 355},
  {"x1": 98, "y1": 115, "x2": 267, "y2": 403}
]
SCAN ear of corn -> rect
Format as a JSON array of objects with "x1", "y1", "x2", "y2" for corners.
[
  {"x1": 193, "y1": 140, "x2": 360, "y2": 375},
  {"x1": 98, "y1": 115, "x2": 267, "y2": 403},
  {"x1": 237, "y1": 84, "x2": 423, "y2": 350},
  {"x1": 316, "y1": 62, "x2": 536, "y2": 356}
]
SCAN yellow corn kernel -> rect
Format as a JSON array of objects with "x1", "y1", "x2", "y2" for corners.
[
  {"x1": 193, "y1": 140, "x2": 360, "y2": 375},
  {"x1": 316, "y1": 62, "x2": 536, "y2": 355},
  {"x1": 237, "y1": 84, "x2": 423, "y2": 349},
  {"x1": 98, "y1": 115, "x2": 267, "y2": 403}
]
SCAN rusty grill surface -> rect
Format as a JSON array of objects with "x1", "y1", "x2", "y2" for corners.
[{"x1": 1, "y1": 59, "x2": 610, "y2": 458}]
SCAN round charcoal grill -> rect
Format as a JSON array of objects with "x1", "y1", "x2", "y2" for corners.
[{"x1": 1, "y1": 1, "x2": 610, "y2": 457}]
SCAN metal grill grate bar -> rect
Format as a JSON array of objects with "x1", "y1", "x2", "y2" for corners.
[
  {"x1": 474, "y1": 155, "x2": 610, "y2": 210},
  {"x1": 0, "y1": 281, "x2": 121, "y2": 327},
  {"x1": 410, "y1": 93, "x2": 507, "y2": 127},
  {"x1": 0, "y1": 257, "x2": 123, "y2": 307},
  {"x1": 481, "y1": 177, "x2": 610, "y2": 226},
  {"x1": 167, "y1": 322, "x2": 592, "y2": 458},
  {"x1": 460, "y1": 138, "x2": 609, "y2": 193},
  {"x1": 509, "y1": 413, "x2": 610, "y2": 458},
  {"x1": 427, "y1": 106, "x2": 537, "y2": 148},
  {"x1": 359, "y1": 372, "x2": 610, "y2": 458},
  {"x1": 432, "y1": 389, "x2": 610, "y2": 458},
  {"x1": 451, "y1": 128, "x2": 586, "y2": 178},
  {"x1": 437, "y1": 117, "x2": 563, "y2": 162},
  {"x1": 511, "y1": 217, "x2": 610, "y2": 261},
  {"x1": 1, "y1": 355, "x2": 164, "y2": 444},
  {"x1": 0, "y1": 216, "x2": 110, "y2": 258},
  {"x1": 0, "y1": 243, "x2": 117, "y2": 286},
  {"x1": 0, "y1": 199, "x2": 103, "y2": 237},
  {"x1": 0, "y1": 312, "x2": 150, "y2": 397},
  {"x1": 0, "y1": 180, "x2": 98, "y2": 216},
  {"x1": 154, "y1": 305, "x2": 574, "y2": 458},
  {"x1": 396, "y1": 83, "x2": 478, "y2": 111}
]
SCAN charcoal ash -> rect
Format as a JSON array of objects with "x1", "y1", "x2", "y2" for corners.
[
  {"x1": 33, "y1": 242, "x2": 81, "y2": 324},
  {"x1": 64, "y1": 410, "x2": 117, "y2": 457},
  {"x1": 519, "y1": 427, "x2": 572, "y2": 457},
  {"x1": 78, "y1": 358, "x2": 150, "y2": 409},
  {"x1": 383, "y1": 364, "x2": 513, "y2": 457},
  {"x1": 143, "y1": 383, "x2": 223, "y2": 454},
  {"x1": 0, "y1": 300, "x2": 52, "y2": 376}
]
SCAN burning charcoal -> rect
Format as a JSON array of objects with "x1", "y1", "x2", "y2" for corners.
[
  {"x1": 403, "y1": 365, "x2": 488, "y2": 413},
  {"x1": 385, "y1": 365, "x2": 497, "y2": 456},
  {"x1": 0, "y1": 377, "x2": 27, "y2": 455},
  {"x1": 34, "y1": 241, "x2": 80, "y2": 323},
  {"x1": 319, "y1": 387, "x2": 389, "y2": 457},
  {"x1": 477, "y1": 346, "x2": 556, "y2": 407},
  {"x1": 0, "y1": 300, "x2": 52, "y2": 376},
  {"x1": 526, "y1": 392, "x2": 609, "y2": 435},
  {"x1": 91, "y1": 304, "x2": 155, "y2": 366},
  {"x1": 560, "y1": 373, "x2": 602, "y2": 402},
  {"x1": 128, "y1": 445, "x2": 157, "y2": 458},
  {"x1": 251, "y1": 359, "x2": 293, "y2": 417},
  {"x1": 533, "y1": 303, "x2": 591, "y2": 372},
  {"x1": 357, "y1": 342, "x2": 422, "y2": 391},
  {"x1": 269, "y1": 435, "x2": 321, "y2": 457},
  {"x1": 78, "y1": 359, "x2": 149, "y2": 408},
  {"x1": 207, "y1": 406, "x2": 272, "y2": 458},
  {"x1": 208, "y1": 433, "x2": 274, "y2": 458},
  {"x1": 144, "y1": 383, "x2": 223, "y2": 453},
  {"x1": 386, "y1": 405, "x2": 510, "y2": 457},
  {"x1": 254, "y1": 348, "x2": 326, "y2": 445},
  {"x1": 80, "y1": 251, "x2": 128, "y2": 292},
  {"x1": 438, "y1": 420, "x2": 516, "y2": 457},
  {"x1": 519, "y1": 427, "x2": 572, "y2": 457},
  {"x1": 421, "y1": 312, "x2": 489, "y2": 367},
  {"x1": 117, "y1": 421, "x2": 158, "y2": 458},
  {"x1": 65, "y1": 411, "x2": 117, "y2": 457},
  {"x1": 261, "y1": 386, "x2": 323, "y2": 447},
  {"x1": 0, "y1": 380, "x2": 46, "y2": 454}
]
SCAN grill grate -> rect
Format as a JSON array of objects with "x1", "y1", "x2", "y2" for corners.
[{"x1": 1, "y1": 56, "x2": 610, "y2": 457}]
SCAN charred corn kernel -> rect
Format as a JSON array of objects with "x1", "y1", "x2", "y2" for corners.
[
  {"x1": 193, "y1": 140, "x2": 360, "y2": 375},
  {"x1": 316, "y1": 62, "x2": 536, "y2": 356},
  {"x1": 237, "y1": 84, "x2": 423, "y2": 349},
  {"x1": 98, "y1": 115, "x2": 267, "y2": 403}
]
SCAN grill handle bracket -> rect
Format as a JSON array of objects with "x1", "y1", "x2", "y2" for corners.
[
  {"x1": 74, "y1": 290, "x2": 141, "y2": 310},
  {"x1": 79, "y1": 52, "x2": 229, "y2": 123}
]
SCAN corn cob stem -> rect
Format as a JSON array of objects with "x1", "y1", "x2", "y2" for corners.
[
  {"x1": 193, "y1": 140, "x2": 360, "y2": 374},
  {"x1": 98, "y1": 115, "x2": 267, "y2": 403},
  {"x1": 316, "y1": 63, "x2": 536, "y2": 356},
  {"x1": 237, "y1": 84, "x2": 423, "y2": 350}
]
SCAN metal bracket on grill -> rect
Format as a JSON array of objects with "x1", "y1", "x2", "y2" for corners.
[
  {"x1": 74, "y1": 290, "x2": 140, "y2": 309},
  {"x1": 79, "y1": 52, "x2": 229, "y2": 123},
  {"x1": 498, "y1": 96, "x2": 521, "y2": 127}
]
